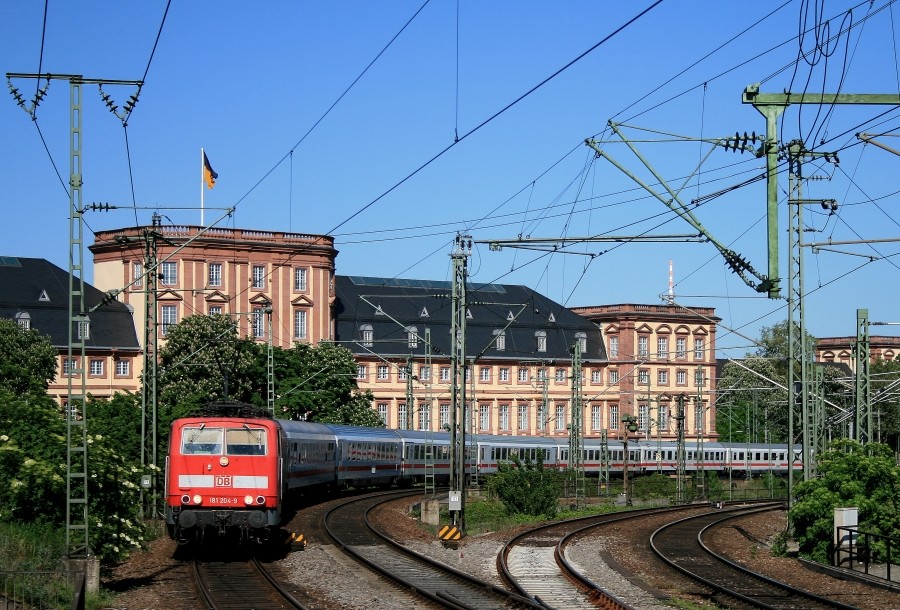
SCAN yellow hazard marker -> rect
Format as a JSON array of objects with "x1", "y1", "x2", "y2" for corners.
[
  {"x1": 438, "y1": 525, "x2": 464, "y2": 541},
  {"x1": 288, "y1": 532, "x2": 307, "y2": 551}
]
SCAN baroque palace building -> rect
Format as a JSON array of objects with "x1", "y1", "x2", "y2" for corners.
[
  {"x1": 816, "y1": 335, "x2": 900, "y2": 371},
  {"x1": 85, "y1": 223, "x2": 720, "y2": 440},
  {"x1": 570, "y1": 304, "x2": 721, "y2": 443}
]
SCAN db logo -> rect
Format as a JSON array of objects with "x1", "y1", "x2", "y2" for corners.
[{"x1": 214, "y1": 475, "x2": 233, "y2": 487}]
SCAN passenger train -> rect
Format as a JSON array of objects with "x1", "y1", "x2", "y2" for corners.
[{"x1": 164, "y1": 402, "x2": 799, "y2": 542}]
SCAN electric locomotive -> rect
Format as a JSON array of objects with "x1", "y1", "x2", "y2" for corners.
[{"x1": 165, "y1": 404, "x2": 288, "y2": 543}]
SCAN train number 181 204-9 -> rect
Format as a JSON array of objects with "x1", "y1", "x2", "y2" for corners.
[{"x1": 207, "y1": 496, "x2": 239, "y2": 505}]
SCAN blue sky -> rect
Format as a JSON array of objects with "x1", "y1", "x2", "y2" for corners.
[{"x1": 3, "y1": 1, "x2": 900, "y2": 356}]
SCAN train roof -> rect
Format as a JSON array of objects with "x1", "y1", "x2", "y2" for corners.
[
  {"x1": 276, "y1": 419, "x2": 337, "y2": 437},
  {"x1": 320, "y1": 424, "x2": 403, "y2": 442}
]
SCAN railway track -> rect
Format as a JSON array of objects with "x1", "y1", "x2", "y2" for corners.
[
  {"x1": 497, "y1": 504, "x2": 709, "y2": 610},
  {"x1": 650, "y1": 503, "x2": 861, "y2": 610},
  {"x1": 192, "y1": 551, "x2": 308, "y2": 610},
  {"x1": 323, "y1": 489, "x2": 544, "y2": 610}
]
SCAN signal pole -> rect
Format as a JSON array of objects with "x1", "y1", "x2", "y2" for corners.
[
  {"x1": 6, "y1": 73, "x2": 142, "y2": 579},
  {"x1": 449, "y1": 234, "x2": 471, "y2": 530}
]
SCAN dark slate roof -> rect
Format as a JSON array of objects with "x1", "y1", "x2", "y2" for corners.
[
  {"x1": 0, "y1": 256, "x2": 141, "y2": 350},
  {"x1": 334, "y1": 275, "x2": 607, "y2": 363}
]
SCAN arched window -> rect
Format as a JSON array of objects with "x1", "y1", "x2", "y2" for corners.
[
  {"x1": 535, "y1": 330, "x2": 547, "y2": 352},
  {"x1": 360, "y1": 324, "x2": 374, "y2": 346},
  {"x1": 406, "y1": 326, "x2": 418, "y2": 348},
  {"x1": 575, "y1": 331, "x2": 587, "y2": 354}
]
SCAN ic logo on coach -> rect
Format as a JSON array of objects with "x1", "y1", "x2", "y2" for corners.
[{"x1": 214, "y1": 475, "x2": 233, "y2": 487}]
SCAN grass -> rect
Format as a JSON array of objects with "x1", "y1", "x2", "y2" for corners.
[{"x1": 0, "y1": 520, "x2": 156, "y2": 610}]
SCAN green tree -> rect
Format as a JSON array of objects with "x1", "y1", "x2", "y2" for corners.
[
  {"x1": 0, "y1": 319, "x2": 58, "y2": 395},
  {"x1": 717, "y1": 357, "x2": 789, "y2": 443},
  {"x1": 86, "y1": 392, "x2": 143, "y2": 465},
  {"x1": 262, "y1": 341, "x2": 382, "y2": 426},
  {"x1": 754, "y1": 319, "x2": 816, "y2": 361},
  {"x1": 871, "y1": 359, "x2": 900, "y2": 449},
  {"x1": 157, "y1": 314, "x2": 258, "y2": 424},
  {"x1": 486, "y1": 455, "x2": 562, "y2": 518},
  {"x1": 790, "y1": 439, "x2": 900, "y2": 563}
]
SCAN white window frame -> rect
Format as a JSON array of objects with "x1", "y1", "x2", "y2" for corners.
[
  {"x1": 591, "y1": 369, "x2": 601, "y2": 383},
  {"x1": 252, "y1": 265, "x2": 266, "y2": 289},
  {"x1": 658, "y1": 369, "x2": 668, "y2": 385},
  {"x1": 536, "y1": 331, "x2": 547, "y2": 352},
  {"x1": 377, "y1": 403, "x2": 389, "y2": 425},
  {"x1": 609, "y1": 335, "x2": 619, "y2": 358},
  {"x1": 376, "y1": 365, "x2": 389, "y2": 380},
  {"x1": 657, "y1": 336, "x2": 668, "y2": 359},
  {"x1": 517, "y1": 404, "x2": 528, "y2": 430},
  {"x1": 419, "y1": 365, "x2": 431, "y2": 381},
  {"x1": 89, "y1": 359, "x2": 103, "y2": 376},
  {"x1": 591, "y1": 404, "x2": 602, "y2": 430},
  {"x1": 499, "y1": 404, "x2": 510, "y2": 431},
  {"x1": 115, "y1": 359, "x2": 130, "y2": 376},
  {"x1": 609, "y1": 369, "x2": 619, "y2": 384},
  {"x1": 357, "y1": 364, "x2": 367, "y2": 380},
  {"x1": 694, "y1": 338, "x2": 705, "y2": 361},
  {"x1": 133, "y1": 262, "x2": 143, "y2": 287},
  {"x1": 209, "y1": 305, "x2": 223, "y2": 316},
  {"x1": 609, "y1": 405, "x2": 619, "y2": 431},
  {"x1": 554, "y1": 404, "x2": 565, "y2": 432},
  {"x1": 638, "y1": 336, "x2": 649, "y2": 357},
  {"x1": 499, "y1": 367, "x2": 510, "y2": 382},
  {"x1": 160, "y1": 262, "x2": 177, "y2": 286},
  {"x1": 480, "y1": 367, "x2": 491, "y2": 382},
  {"x1": 555, "y1": 368, "x2": 566, "y2": 383},
  {"x1": 294, "y1": 267, "x2": 308, "y2": 291},
  {"x1": 518, "y1": 367, "x2": 529, "y2": 382},
  {"x1": 252, "y1": 308, "x2": 265, "y2": 338},
  {"x1": 398, "y1": 403, "x2": 408, "y2": 430},
  {"x1": 440, "y1": 366, "x2": 450, "y2": 382},
  {"x1": 676, "y1": 337, "x2": 687, "y2": 359},
  {"x1": 161, "y1": 305, "x2": 177, "y2": 336},
  {"x1": 294, "y1": 309, "x2": 307, "y2": 339},
  {"x1": 440, "y1": 403, "x2": 450, "y2": 429},
  {"x1": 360, "y1": 324, "x2": 373, "y2": 347},
  {"x1": 407, "y1": 326, "x2": 418, "y2": 348},
  {"x1": 208, "y1": 262, "x2": 222, "y2": 287},
  {"x1": 479, "y1": 404, "x2": 490, "y2": 431},
  {"x1": 494, "y1": 330, "x2": 506, "y2": 351}
]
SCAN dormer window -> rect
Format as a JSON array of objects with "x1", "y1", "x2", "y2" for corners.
[
  {"x1": 493, "y1": 330, "x2": 506, "y2": 351},
  {"x1": 575, "y1": 331, "x2": 587, "y2": 354},
  {"x1": 360, "y1": 324, "x2": 374, "y2": 347},
  {"x1": 77, "y1": 317, "x2": 90, "y2": 340},
  {"x1": 407, "y1": 326, "x2": 418, "y2": 348},
  {"x1": 14, "y1": 311, "x2": 30, "y2": 331},
  {"x1": 535, "y1": 330, "x2": 547, "y2": 353}
]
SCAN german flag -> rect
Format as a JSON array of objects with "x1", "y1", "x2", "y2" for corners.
[{"x1": 203, "y1": 152, "x2": 218, "y2": 189}]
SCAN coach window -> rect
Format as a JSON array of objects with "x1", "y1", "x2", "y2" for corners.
[
  {"x1": 226, "y1": 427, "x2": 267, "y2": 455},
  {"x1": 182, "y1": 427, "x2": 223, "y2": 455}
]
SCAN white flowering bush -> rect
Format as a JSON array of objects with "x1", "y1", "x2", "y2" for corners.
[{"x1": 86, "y1": 435, "x2": 149, "y2": 564}]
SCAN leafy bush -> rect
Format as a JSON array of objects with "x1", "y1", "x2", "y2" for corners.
[
  {"x1": 485, "y1": 456, "x2": 563, "y2": 518},
  {"x1": 790, "y1": 439, "x2": 900, "y2": 563}
]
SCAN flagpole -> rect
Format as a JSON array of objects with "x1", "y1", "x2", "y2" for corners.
[{"x1": 200, "y1": 147, "x2": 205, "y2": 227}]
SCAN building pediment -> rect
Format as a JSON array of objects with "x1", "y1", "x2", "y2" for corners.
[
  {"x1": 692, "y1": 326, "x2": 709, "y2": 336},
  {"x1": 656, "y1": 324, "x2": 672, "y2": 334},
  {"x1": 157, "y1": 289, "x2": 183, "y2": 302},
  {"x1": 249, "y1": 293, "x2": 272, "y2": 306},
  {"x1": 636, "y1": 323, "x2": 653, "y2": 334},
  {"x1": 291, "y1": 294, "x2": 314, "y2": 307},
  {"x1": 674, "y1": 324, "x2": 691, "y2": 334},
  {"x1": 204, "y1": 290, "x2": 229, "y2": 303}
]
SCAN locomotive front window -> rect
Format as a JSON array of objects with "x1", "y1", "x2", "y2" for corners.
[
  {"x1": 226, "y1": 427, "x2": 268, "y2": 455},
  {"x1": 182, "y1": 427, "x2": 223, "y2": 455}
]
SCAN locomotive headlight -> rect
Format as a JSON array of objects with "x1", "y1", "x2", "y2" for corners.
[
  {"x1": 181, "y1": 495, "x2": 191, "y2": 505},
  {"x1": 192, "y1": 494, "x2": 202, "y2": 505},
  {"x1": 256, "y1": 496, "x2": 265, "y2": 505},
  {"x1": 244, "y1": 495, "x2": 254, "y2": 505},
  {"x1": 219, "y1": 456, "x2": 229, "y2": 467}
]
